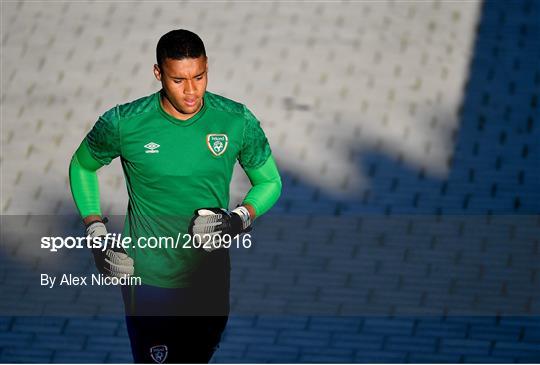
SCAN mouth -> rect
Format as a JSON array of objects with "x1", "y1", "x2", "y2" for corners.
[{"x1": 184, "y1": 99, "x2": 197, "y2": 107}]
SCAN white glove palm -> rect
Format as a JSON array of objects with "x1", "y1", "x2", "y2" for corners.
[
  {"x1": 188, "y1": 206, "x2": 251, "y2": 252},
  {"x1": 86, "y1": 221, "x2": 134, "y2": 278}
]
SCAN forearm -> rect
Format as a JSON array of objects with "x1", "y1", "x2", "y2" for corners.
[
  {"x1": 242, "y1": 155, "x2": 282, "y2": 218},
  {"x1": 69, "y1": 140, "x2": 104, "y2": 220}
]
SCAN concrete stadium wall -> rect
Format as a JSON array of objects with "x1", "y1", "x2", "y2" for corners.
[{"x1": 1, "y1": 0, "x2": 538, "y2": 363}]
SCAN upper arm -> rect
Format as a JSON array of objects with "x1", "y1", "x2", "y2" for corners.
[
  {"x1": 244, "y1": 155, "x2": 282, "y2": 186},
  {"x1": 84, "y1": 107, "x2": 122, "y2": 165},
  {"x1": 72, "y1": 140, "x2": 104, "y2": 171},
  {"x1": 238, "y1": 106, "x2": 271, "y2": 169}
]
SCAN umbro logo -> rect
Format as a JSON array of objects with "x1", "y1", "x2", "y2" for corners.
[{"x1": 144, "y1": 142, "x2": 160, "y2": 154}]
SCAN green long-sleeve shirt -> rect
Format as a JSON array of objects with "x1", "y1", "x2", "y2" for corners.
[{"x1": 69, "y1": 90, "x2": 281, "y2": 288}]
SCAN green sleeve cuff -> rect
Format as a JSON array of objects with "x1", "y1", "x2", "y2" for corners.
[{"x1": 242, "y1": 155, "x2": 282, "y2": 217}]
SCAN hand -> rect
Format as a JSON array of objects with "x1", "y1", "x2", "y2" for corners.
[
  {"x1": 188, "y1": 206, "x2": 252, "y2": 252},
  {"x1": 86, "y1": 219, "x2": 134, "y2": 278}
]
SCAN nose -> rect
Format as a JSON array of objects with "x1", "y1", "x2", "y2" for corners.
[{"x1": 184, "y1": 80, "x2": 196, "y2": 95}]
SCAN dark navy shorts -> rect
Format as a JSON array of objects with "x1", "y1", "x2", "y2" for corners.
[{"x1": 121, "y1": 249, "x2": 230, "y2": 363}]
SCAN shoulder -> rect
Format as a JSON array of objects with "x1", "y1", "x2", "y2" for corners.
[
  {"x1": 116, "y1": 92, "x2": 159, "y2": 120},
  {"x1": 99, "y1": 92, "x2": 158, "y2": 123},
  {"x1": 204, "y1": 91, "x2": 249, "y2": 117}
]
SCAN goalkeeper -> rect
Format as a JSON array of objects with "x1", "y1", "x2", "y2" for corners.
[{"x1": 69, "y1": 29, "x2": 281, "y2": 363}]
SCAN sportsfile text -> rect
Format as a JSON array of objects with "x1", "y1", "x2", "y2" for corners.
[
  {"x1": 41, "y1": 234, "x2": 131, "y2": 252},
  {"x1": 40, "y1": 233, "x2": 253, "y2": 252}
]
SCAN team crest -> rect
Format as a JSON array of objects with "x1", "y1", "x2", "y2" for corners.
[
  {"x1": 207, "y1": 134, "x2": 228, "y2": 156},
  {"x1": 150, "y1": 345, "x2": 168, "y2": 363}
]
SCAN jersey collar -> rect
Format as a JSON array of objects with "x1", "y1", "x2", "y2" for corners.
[{"x1": 156, "y1": 91, "x2": 208, "y2": 127}]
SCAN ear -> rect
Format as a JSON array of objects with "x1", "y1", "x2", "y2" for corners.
[{"x1": 153, "y1": 64, "x2": 162, "y2": 81}]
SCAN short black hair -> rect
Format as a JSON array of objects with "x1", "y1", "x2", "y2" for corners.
[{"x1": 156, "y1": 29, "x2": 206, "y2": 66}]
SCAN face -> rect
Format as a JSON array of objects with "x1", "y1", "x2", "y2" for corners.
[{"x1": 154, "y1": 56, "x2": 208, "y2": 120}]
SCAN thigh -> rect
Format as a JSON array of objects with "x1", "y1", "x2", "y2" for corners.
[
  {"x1": 122, "y1": 250, "x2": 230, "y2": 316},
  {"x1": 121, "y1": 250, "x2": 231, "y2": 363}
]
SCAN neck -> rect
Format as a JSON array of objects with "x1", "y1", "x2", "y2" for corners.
[{"x1": 159, "y1": 90, "x2": 203, "y2": 120}]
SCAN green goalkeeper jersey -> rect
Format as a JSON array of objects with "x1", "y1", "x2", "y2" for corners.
[{"x1": 85, "y1": 90, "x2": 271, "y2": 288}]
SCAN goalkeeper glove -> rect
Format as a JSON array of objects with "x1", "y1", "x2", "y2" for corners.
[
  {"x1": 188, "y1": 206, "x2": 252, "y2": 252},
  {"x1": 86, "y1": 218, "x2": 134, "y2": 278}
]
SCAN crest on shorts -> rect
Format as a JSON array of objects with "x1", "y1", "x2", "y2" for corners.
[
  {"x1": 150, "y1": 345, "x2": 168, "y2": 364},
  {"x1": 207, "y1": 134, "x2": 228, "y2": 156}
]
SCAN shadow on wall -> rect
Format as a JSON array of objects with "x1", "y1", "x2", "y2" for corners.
[
  {"x1": 228, "y1": 0, "x2": 540, "y2": 318},
  {"x1": 222, "y1": 3, "x2": 540, "y2": 360},
  {"x1": 273, "y1": 0, "x2": 539, "y2": 216},
  {"x1": 222, "y1": 3, "x2": 539, "y2": 363}
]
